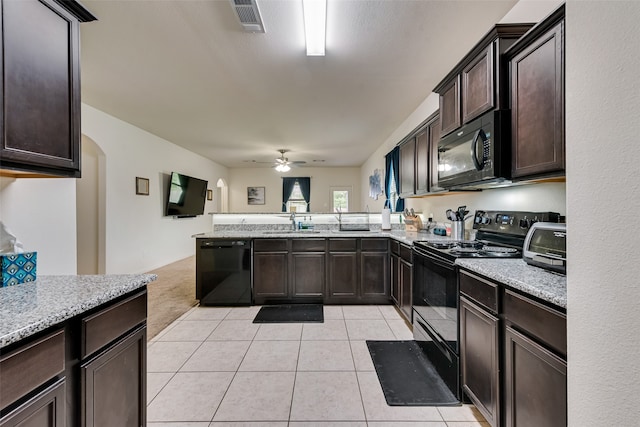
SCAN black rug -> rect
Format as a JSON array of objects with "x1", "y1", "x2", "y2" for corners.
[
  {"x1": 253, "y1": 304, "x2": 324, "y2": 323},
  {"x1": 367, "y1": 340, "x2": 459, "y2": 406}
]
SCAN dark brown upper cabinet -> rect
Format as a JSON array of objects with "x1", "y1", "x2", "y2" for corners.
[
  {"x1": 0, "y1": 0, "x2": 96, "y2": 178},
  {"x1": 397, "y1": 111, "x2": 442, "y2": 198},
  {"x1": 434, "y1": 24, "x2": 533, "y2": 137},
  {"x1": 506, "y1": 5, "x2": 565, "y2": 180}
]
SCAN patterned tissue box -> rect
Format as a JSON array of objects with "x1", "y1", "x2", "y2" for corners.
[{"x1": 1, "y1": 252, "x2": 37, "y2": 287}]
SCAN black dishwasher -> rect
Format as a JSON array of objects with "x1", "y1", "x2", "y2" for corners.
[{"x1": 196, "y1": 239, "x2": 252, "y2": 306}]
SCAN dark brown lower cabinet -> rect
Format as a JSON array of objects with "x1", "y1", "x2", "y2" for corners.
[
  {"x1": 327, "y1": 251, "x2": 358, "y2": 299},
  {"x1": 390, "y1": 252, "x2": 400, "y2": 305},
  {"x1": 460, "y1": 296, "x2": 499, "y2": 427},
  {"x1": 360, "y1": 251, "x2": 389, "y2": 302},
  {"x1": 504, "y1": 326, "x2": 567, "y2": 427},
  {"x1": 253, "y1": 252, "x2": 289, "y2": 303},
  {"x1": 291, "y1": 253, "x2": 325, "y2": 299},
  {"x1": 81, "y1": 326, "x2": 146, "y2": 427},
  {"x1": 399, "y1": 256, "x2": 412, "y2": 321},
  {"x1": 0, "y1": 378, "x2": 66, "y2": 427}
]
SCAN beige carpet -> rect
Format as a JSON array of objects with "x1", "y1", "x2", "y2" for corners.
[{"x1": 146, "y1": 255, "x2": 198, "y2": 340}]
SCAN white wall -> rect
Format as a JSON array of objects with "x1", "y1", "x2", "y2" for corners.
[
  {"x1": 566, "y1": 1, "x2": 640, "y2": 425},
  {"x1": 81, "y1": 104, "x2": 229, "y2": 273},
  {"x1": 0, "y1": 177, "x2": 77, "y2": 275},
  {"x1": 229, "y1": 167, "x2": 361, "y2": 213}
]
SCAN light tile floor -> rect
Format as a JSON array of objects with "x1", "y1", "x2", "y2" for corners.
[{"x1": 147, "y1": 305, "x2": 489, "y2": 427}]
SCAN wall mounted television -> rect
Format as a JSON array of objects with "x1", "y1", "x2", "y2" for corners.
[{"x1": 165, "y1": 172, "x2": 208, "y2": 217}]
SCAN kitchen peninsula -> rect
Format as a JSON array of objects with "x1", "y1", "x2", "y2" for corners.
[{"x1": 0, "y1": 274, "x2": 155, "y2": 426}]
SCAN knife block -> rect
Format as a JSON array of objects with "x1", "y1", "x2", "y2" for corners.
[{"x1": 404, "y1": 215, "x2": 423, "y2": 232}]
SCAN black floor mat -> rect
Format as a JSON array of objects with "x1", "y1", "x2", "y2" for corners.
[
  {"x1": 367, "y1": 340, "x2": 459, "y2": 406},
  {"x1": 253, "y1": 304, "x2": 324, "y2": 323}
]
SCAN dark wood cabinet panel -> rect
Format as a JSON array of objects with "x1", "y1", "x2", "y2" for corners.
[
  {"x1": 0, "y1": 329, "x2": 65, "y2": 410},
  {"x1": 460, "y1": 296, "x2": 499, "y2": 427},
  {"x1": 390, "y1": 253, "x2": 400, "y2": 305},
  {"x1": 398, "y1": 137, "x2": 416, "y2": 197},
  {"x1": 428, "y1": 115, "x2": 443, "y2": 192},
  {"x1": 509, "y1": 12, "x2": 564, "y2": 179},
  {"x1": 415, "y1": 129, "x2": 429, "y2": 195},
  {"x1": 399, "y1": 257, "x2": 412, "y2": 321},
  {"x1": 504, "y1": 326, "x2": 567, "y2": 427},
  {"x1": 0, "y1": 0, "x2": 95, "y2": 177},
  {"x1": 291, "y1": 253, "x2": 325, "y2": 299},
  {"x1": 81, "y1": 326, "x2": 146, "y2": 427},
  {"x1": 460, "y1": 271, "x2": 499, "y2": 313},
  {"x1": 361, "y1": 252, "x2": 389, "y2": 300},
  {"x1": 439, "y1": 76, "x2": 461, "y2": 136},
  {"x1": 327, "y1": 252, "x2": 358, "y2": 299},
  {"x1": 253, "y1": 252, "x2": 289, "y2": 301},
  {"x1": 462, "y1": 45, "x2": 494, "y2": 123},
  {"x1": 0, "y1": 378, "x2": 66, "y2": 427}
]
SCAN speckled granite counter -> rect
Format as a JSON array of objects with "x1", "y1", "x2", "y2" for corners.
[
  {"x1": 456, "y1": 258, "x2": 566, "y2": 309},
  {"x1": 0, "y1": 274, "x2": 156, "y2": 348},
  {"x1": 193, "y1": 229, "x2": 432, "y2": 246}
]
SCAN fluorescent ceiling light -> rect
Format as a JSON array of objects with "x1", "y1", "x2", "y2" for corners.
[{"x1": 303, "y1": 0, "x2": 326, "y2": 56}]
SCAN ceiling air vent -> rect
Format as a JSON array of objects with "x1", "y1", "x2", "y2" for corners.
[{"x1": 230, "y1": 0, "x2": 265, "y2": 33}]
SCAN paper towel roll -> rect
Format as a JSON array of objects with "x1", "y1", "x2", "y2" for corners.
[{"x1": 381, "y1": 208, "x2": 391, "y2": 230}]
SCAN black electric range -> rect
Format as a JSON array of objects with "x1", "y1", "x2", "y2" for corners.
[{"x1": 411, "y1": 210, "x2": 560, "y2": 401}]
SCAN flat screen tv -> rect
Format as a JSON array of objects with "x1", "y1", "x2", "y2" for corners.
[{"x1": 165, "y1": 172, "x2": 208, "y2": 217}]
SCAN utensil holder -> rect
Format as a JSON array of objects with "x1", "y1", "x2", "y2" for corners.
[{"x1": 451, "y1": 221, "x2": 464, "y2": 241}]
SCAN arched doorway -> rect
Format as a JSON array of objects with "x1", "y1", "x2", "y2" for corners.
[
  {"x1": 76, "y1": 135, "x2": 106, "y2": 274},
  {"x1": 217, "y1": 178, "x2": 228, "y2": 213}
]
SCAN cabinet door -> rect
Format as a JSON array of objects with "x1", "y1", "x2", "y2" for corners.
[
  {"x1": 398, "y1": 138, "x2": 415, "y2": 197},
  {"x1": 415, "y1": 128, "x2": 429, "y2": 195},
  {"x1": 0, "y1": 0, "x2": 81, "y2": 177},
  {"x1": 361, "y1": 252, "x2": 389, "y2": 302},
  {"x1": 460, "y1": 297, "x2": 499, "y2": 427},
  {"x1": 504, "y1": 326, "x2": 567, "y2": 427},
  {"x1": 0, "y1": 378, "x2": 65, "y2": 427},
  {"x1": 390, "y1": 253, "x2": 400, "y2": 305},
  {"x1": 399, "y1": 258, "x2": 412, "y2": 321},
  {"x1": 253, "y1": 252, "x2": 289, "y2": 302},
  {"x1": 510, "y1": 21, "x2": 564, "y2": 178},
  {"x1": 462, "y1": 45, "x2": 494, "y2": 123},
  {"x1": 291, "y1": 253, "x2": 325, "y2": 299},
  {"x1": 81, "y1": 326, "x2": 146, "y2": 427},
  {"x1": 327, "y1": 252, "x2": 358, "y2": 299},
  {"x1": 439, "y1": 76, "x2": 461, "y2": 136},
  {"x1": 428, "y1": 115, "x2": 443, "y2": 192}
]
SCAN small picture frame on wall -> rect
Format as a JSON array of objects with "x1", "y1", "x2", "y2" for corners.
[
  {"x1": 207, "y1": 189, "x2": 213, "y2": 201},
  {"x1": 247, "y1": 186, "x2": 265, "y2": 205},
  {"x1": 135, "y1": 177, "x2": 149, "y2": 195}
]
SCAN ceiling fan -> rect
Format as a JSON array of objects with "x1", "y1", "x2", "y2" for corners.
[{"x1": 273, "y1": 149, "x2": 306, "y2": 172}]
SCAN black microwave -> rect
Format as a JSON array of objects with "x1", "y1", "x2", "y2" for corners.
[{"x1": 437, "y1": 110, "x2": 511, "y2": 190}]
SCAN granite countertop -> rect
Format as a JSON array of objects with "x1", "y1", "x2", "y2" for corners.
[
  {"x1": 193, "y1": 229, "x2": 431, "y2": 246},
  {"x1": 456, "y1": 258, "x2": 566, "y2": 309},
  {"x1": 0, "y1": 274, "x2": 156, "y2": 348}
]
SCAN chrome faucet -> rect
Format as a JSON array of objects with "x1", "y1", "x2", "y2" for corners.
[{"x1": 289, "y1": 212, "x2": 296, "y2": 230}]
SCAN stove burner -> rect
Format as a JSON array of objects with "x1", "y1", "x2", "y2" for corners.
[
  {"x1": 450, "y1": 247, "x2": 480, "y2": 254},
  {"x1": 481, "y1": 246, "x2": 518, "y2": 254}
]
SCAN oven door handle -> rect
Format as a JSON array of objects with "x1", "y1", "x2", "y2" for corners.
[
  {"x1": 413, "y1": 248, "x2": 456, "y2": 269},
  {"x1": 415, "y1": 317, "x2": 453, "y2": 363}
]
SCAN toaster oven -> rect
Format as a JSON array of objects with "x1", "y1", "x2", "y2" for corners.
[{"x1": 523, "y1": 222, "x2": 567, "y2": 274}]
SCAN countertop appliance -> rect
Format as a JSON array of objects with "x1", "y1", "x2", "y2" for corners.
[
  {"x1": 411, "y1": 210, "x2": 561, "y2": 400},
  {"x1": 523, "y1": 222, "x2": 567, "y2": 274},
  {"x1": 196, "y1": 239, "x2": 252, "y2": 306},
  {"x1": 437, "y1": 110, "x2": 510, "y2": 190}
]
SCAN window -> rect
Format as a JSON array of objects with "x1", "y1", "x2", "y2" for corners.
[
  {"x1": 287, "y1": 181, "x2": 307, "y2": 212},
  {"x1": 331, "y1": 186, "x2": 351, "y2": 212},
  {"x1": 388, "y1": 163, "x2": 398, "y2": 212}
]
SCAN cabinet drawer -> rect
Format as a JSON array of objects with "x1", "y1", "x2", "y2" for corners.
[
  {"x1": 0, "y1": 328, "x2": 65, "y2": 410},
  {"x1": 504, "y1": 289, "x2": 566, "y2": 357},
  {"x1": 361, "y1": 238, "x2": 388, "y2": 252},
  {"x1": 390, "y1": 240, "x2": 400, "y2": 255},
  {"x1": 329, "y1": 238, "x2": 357, "y2": 252},
  {"x1": 292, "y1": 238, "x2": 326, "y2": 252},
  {"x1": 399, "y1": 244, "x2": 412, "y2": 263},
  {"x1": 81, "y1": 290, "x2": 146, "y2": 359},
  {"x1": 254, "y1": 239, "x2": 287, "y2": 252},
  {"x1": 0, "y1": 377, "x2": 66, "y2": 427},
  {"x1": 460, "y1": 271, "x2": 498, "y2": 313}
]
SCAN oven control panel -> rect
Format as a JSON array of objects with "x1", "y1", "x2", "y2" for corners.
[{"x1": 474, "y1": 210, "x2": 561, "y2": 236}]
